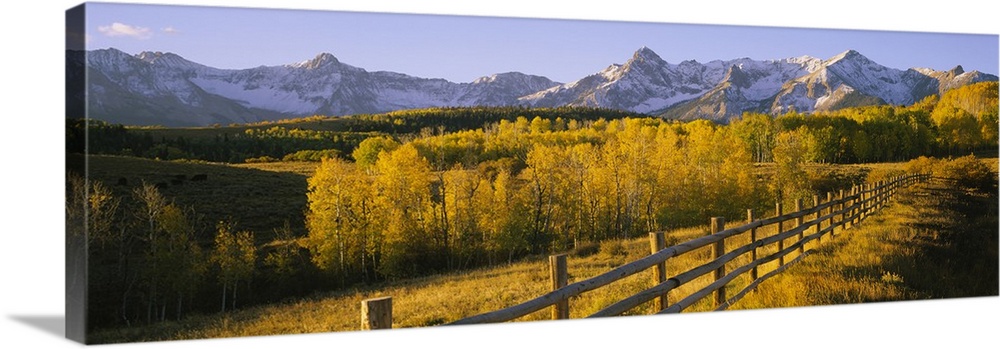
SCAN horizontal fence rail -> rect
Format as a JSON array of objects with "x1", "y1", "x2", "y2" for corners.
[{"x1": 442, "y1": 173, "x2": 929, "y2": 326}]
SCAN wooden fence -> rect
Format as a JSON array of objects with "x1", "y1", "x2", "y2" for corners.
[{"x1": 360, "y1": 174, "x2": 929, "y2": 329}]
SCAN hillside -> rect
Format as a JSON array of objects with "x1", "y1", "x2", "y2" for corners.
[
  {"x1": 733, "y1": 171, "x2": 998, "y2": 308},
  {"x1": 85, "y1": 222, "x2": 739, "y2": 342},
  {"x1": 72, "y1": 106, "x2": 640, "y2": 163},
  {"x1": 69, "y1": 94, "x2": 998, "y2": 338},
  {"x1": 87, "y1": 158, "x2": 997, "y2": 343},
  {"x1": 71, "y1": 154, "x2": 310, "y2": 240}
]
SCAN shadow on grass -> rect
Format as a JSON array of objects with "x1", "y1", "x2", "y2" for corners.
[{"x1": 873, "y1": 179, "x2": 998, "y2": 298}]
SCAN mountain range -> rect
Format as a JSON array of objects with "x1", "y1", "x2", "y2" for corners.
[{"x1": 67, "y1": 47, "x2": 997, "y2": 126}]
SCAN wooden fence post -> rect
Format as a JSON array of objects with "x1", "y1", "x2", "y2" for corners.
[
  {"x1": 748, "y1": 209, "x2": 758, "y2": 282},
  {"x1": 859, "y1": 184, "x2": 865, "y2": 224},
  {"x1": 796, "y1": 198, "x2": 804, "y2": 255},
  {"x1": 813, "y1": 194, "x2": 820, "y2": 244},
  {"x1": 887, "y1": 178, "x2": 892, "y2": 200},
  {"x1": 886, "y1": 179, "x2": 892, "y2": 203},
  {"x1": 873, "y1": 182, "x2": 879, "y2": 211},
  {"x1": 838, "y1": 189, "x2": 846, "y2": 232},
  {"x1": 711, "y1": 217, "x2": 726, "y2": 308},
  {"x1": 550, "y1": 254, "x2": 569, "y2": 320},
  {"x1": 883, "y1": 180, "x2": 888, "y2": 207},
  {"x1": 776, "y1": 202, "x2": 784, "y2": 266},
  {"x1": 361, "y1": 297, "x2": 392, "y2": 330},
  {"x1": 846, "y1": 186, "x2": 853, "y2": 228},
  {"x1": 872, "y1": 183, "x2": 877, "y2": 213},
  {"x1": 863, "y1": 184, "x2": 871, "y2": 220},
  {"x1": 649, "y1": 232, "x2": 667, "y2": 311},
  {"x1": 877, "y1": 181, "x2": 883, "y2": 210},
  {"x1": 826, "y1": 192, "x2": 834, "y2": 237},
  {"x1": 858, "y1": 185, "x2": 864, "y2": 222},
  {"x1": 883, "y1": 180, "x2": 888, "y2": 206},
  {"x1": 869, "y1": 183, "x2": 875, "y2": 217},
  {"x1": 850, "y1": 185, "x2": 858, "y2": 227}
]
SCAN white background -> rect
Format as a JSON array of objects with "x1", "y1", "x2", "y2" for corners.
[{"x1": 1, "y1": 1, "x2": 997, "y2": 348}]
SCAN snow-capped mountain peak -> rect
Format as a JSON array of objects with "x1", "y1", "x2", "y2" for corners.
[
  {"x1": 72, "y1": 46, "x2": 997, "y2": 126},
  {"x1": 472, "y1": 72, "x2": 539, "y2": 84},
  {"x1": 135, "y1": 51, "x2": 204, "y2": 71},
  {"x1": 827, "y1": 49, "x2": 865, "y2": 63},
  {"x1": 289, "y1": 52, "x2": 341, "y2": 69},
  {"x1": 722, "y1": 64, "x2": 751, "y2": 89},
  {"x1": 631, "y1": 46, "x2": 663, "y2": 62},
  {"x1": 77, "y1": 49, "x2": 561, "y2": 126},
  {"x1": 786, "y1": 55, "x2": 824, "y2": 73},
  {"x1": 622, "y1": 46, "x2": 670, "y2": 73}
]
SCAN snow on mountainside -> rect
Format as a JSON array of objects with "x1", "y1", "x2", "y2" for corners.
[
  {"x1": 913, "y1": 65, "x2": 997, "y2": 94},
  {"x1": 78, "y1": 49, "x2": 559, "y2": 126},
  {"x1": 537, "y1": 47, "x2": 995, "y2": 122},
  {"x1": 520, "y1": 47, "x2": 733, "y2": 114},
  {"x1": 771, "y1": 50, "x2": 924, "y2": 113},
  {"x1": 82, "y1": 48, "x2": 270, "y2": 126},
  {"x1": 660, "y1": 56, "x2": 823, "y2": 121},
  {"x1": 71, "y1": 47, "x2": 997, "y2": 126},
  {"x1": 770, "y1": 50, "x2": 997, "y2": 115}
]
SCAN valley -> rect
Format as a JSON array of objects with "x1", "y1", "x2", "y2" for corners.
[{"x1": 69, "y1": 93, "x2": 998, "y2": 342}]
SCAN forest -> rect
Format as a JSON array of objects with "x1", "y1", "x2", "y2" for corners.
[
  {"x1": 67, "y1": 106, "x2": 638, "y2": 163},
  {"x1": 69, "y1": 82, "x2": 998, "y2": 332}
]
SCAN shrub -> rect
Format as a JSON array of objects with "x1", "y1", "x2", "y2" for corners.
[
  {"x1": 571, "y1": 241, "x2": 601, "y2": 257},
  {"x1": 282, "y1": 149, "x2": 341, "y2": 162},
  {"x1": 866, "y1": 167, "x2": 906, "y2": 184},
  {"x1": 935, "y1": 155, "x2": 997, "y2": 193},
  {"x1": 245, "y1": 156, "x2": 278, "y2": 163},
  {"x1": 903, "y1": 156, "x2": 938, "y2": 176},
  {"x1": 599, "y1": 239, "x2": 626, "y2": 258}
]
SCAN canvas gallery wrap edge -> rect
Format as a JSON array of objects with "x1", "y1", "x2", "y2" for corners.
[{"x1": 65, "y1": 1, "x2": 999, "y2": 345}]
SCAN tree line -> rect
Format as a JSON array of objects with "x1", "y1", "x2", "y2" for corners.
[
  {"x1": 68, "y1": 120, "x2": 376, "y2": 163},
  {"x1": 70, "y1": 82, "x2": 995, "y2": 165},
  {"x1": 304, "y1": 81, "x2": 997, "y2": 282},
  {"x1": 307, "y1": 117, "x2": 794, "y2": 283},
  {"x1": 68, "y1": 106, "x2": 642, "y2": 164},
  {"x1": 73, "y1": 82, "x2": 997, "y2": 330},
  {"x1": 67, "y1": 174, "x2": 317, "y2": 330},
  {"x1": 730, "y1": 81, "x2": 997, "y2": 164}
]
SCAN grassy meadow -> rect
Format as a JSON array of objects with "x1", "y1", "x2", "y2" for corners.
[
  {"x1": 73, "y1": 99, "x2": 999, "y2": 343},
  {"x1": 75, "y1": 154, "x2": 312, "y2": 242},
  {"x1": 87, "y1": 157, "x2": 998, "y2": 343},
  {"x1": 731, "y1": 173, "x2": 998, "y2": 308},
  {"x1": 88, "y1": 224, "x2": 717, "y2": 342}
]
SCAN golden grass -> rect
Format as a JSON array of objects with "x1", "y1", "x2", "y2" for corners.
[
  {"x1": 87, "y1": 158, "x2": 998, "y2": 343},
  {"x1": 90, "y1": 224, "x2": 709, "y2": 342},
  {"x1": 231, "y1": 161, "x2": 320, "y2": 176},
  {"x1": 88, "y1": 204, "x2": 852, "y2": 344},
  {"x1": 730, "y1": 176, "x2": 998, "y2": 310},
  {"x1": 77, "y1": 154, "x2": 310, "y2": 242}
]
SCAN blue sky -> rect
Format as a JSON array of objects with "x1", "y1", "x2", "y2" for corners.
[{"x1": 81, "y1": 2, "x2": 999, "y2": 83}]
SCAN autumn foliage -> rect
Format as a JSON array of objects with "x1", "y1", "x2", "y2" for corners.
[{"x1": 306, "y1": 117, "x2": 764, "y2": 280}]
